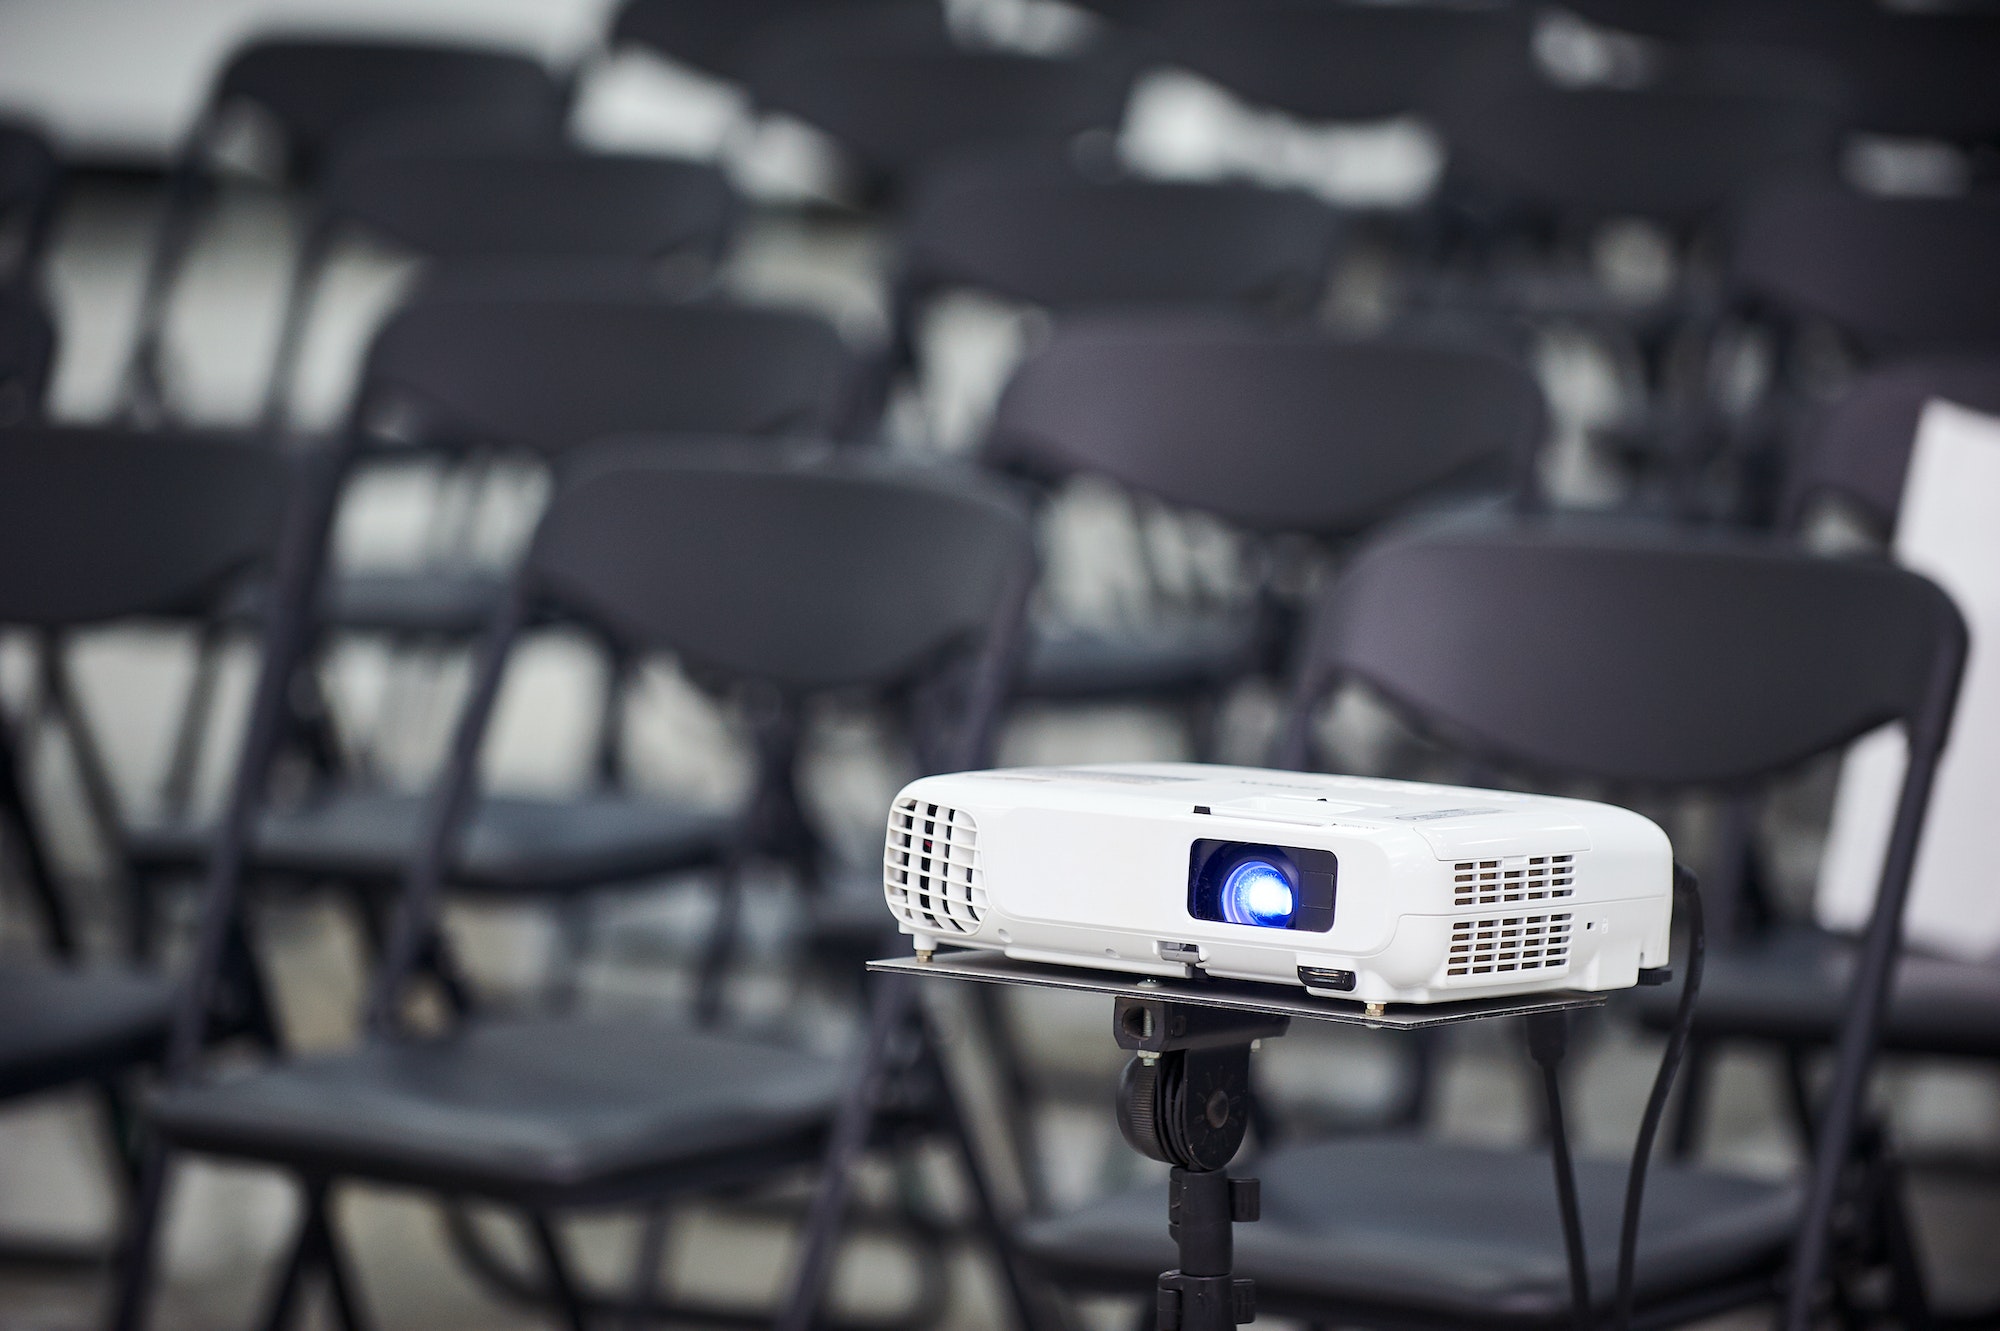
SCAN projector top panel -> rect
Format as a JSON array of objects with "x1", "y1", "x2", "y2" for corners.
[{"x1": 933, "y1": 762, "x2": 1610, "y2": 860}]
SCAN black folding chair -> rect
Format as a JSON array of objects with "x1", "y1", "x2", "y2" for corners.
[
  {"x1": 885, "y1": 152, "x2": 1338, "y2": 413},
  {"x1": 1783, "y1": 351, "x2": 2000, "y2": 540},
  {"x1": 0, "y1": 426, "x2": 291, "y2": 1262},
  {"x1": 1013, "y1": 514, "x2": 1966, "y2": 1331},
  {"x1": 128, "y1": 293, "x2": 863, "y2": 915},
  {"x1": 1717, "y1": 182, "x2": 2000, "y2": 518},
  {"x1": 1431, "y1": 47, "x2": 1845, "y2": 293},
  {"x1": 324, "y1": 290, "x2": 861, "y2": 637},
  {"x1": 983, "y1": 315, "x2": 1543, "y2": 738},
  {"x1": 0, "y1": 284, "x2": 55, "y2": 425},
  {"x1": 1733, "y1": 183, "x2": 2000, "y2": 362},
  {"x1": 112, "y1": 445, "x2": 1041, "y2": 1331},
  {"x1": 121, "y1": 35, "x2": 568, "y2": 421},
  {"x1": 1424, "y1": 48, "x2": 1848, "y2": 500},
  {"x1": 1157, "y1": 0, "x2": 1529, "y2": 126},
  {"x1": 1632, "y1": 353, "x2": 2000, "y2": 1172},
  {"x1": 609, "y1": 0, "x2": 878, "y2": 84},
  {"x1": 1573, "y1": 0, "x2": 2000, "y2": 150},
  {"x1": 744, "y1": 1, "x2": 1142, "y2": 201},
  {"x1": 0, "y1": 118, "x2": 60, "y2": 284},
  {"x1": 261, "y1": 143, "x2": 738, "y2": 428}
]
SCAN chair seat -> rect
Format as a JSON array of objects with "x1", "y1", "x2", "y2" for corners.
[
  {"x1": 1630, "y1": 922, "x2": 2000, "y2": 1056},
  {"x1": 148, "y1": 1017, "x2": 845, "y2": 1203},
  {"x1": 130, "y1": 790, "x2": 735, "y2": 896},
  {"x1": 0, "y1": 963, "x2": 174, "y2": 1100},
  {"x1": 1019, "y1": 614, "x2": 1260, "y2": 701},
  {"x1": 325, "y1": 569, "x2": 507, "y2": 637},
  {"x1": 1015, "y1": 1138, "x2": 1796, "y2": 1325}
]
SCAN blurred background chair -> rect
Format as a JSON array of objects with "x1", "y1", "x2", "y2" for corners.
[
  {"x1": 1015, "y1": 513, "x2": 1966, "y2": 1331},
  {"x1": 125, "y1": 291, "x2": 865, "y2": 971},
  {"x1": 113, "y1": 445, "x2": 1039, "y2": 1331},
  {"x1": 743, "y1": 1, "x2": 1143, "y2": 205},
  {"x1": 0, "y1": 426, "x2": 291, "y2": 1266},
  {"x1": 261, "y1": 141, "x2": 740, "y2": 429},
  {"x1": 1712, "y1": 182, "x2": 2000, "y2": 518},
  {"x1": 121, "y1": 34, "x2": 569, "y2": 421},
  {"x1": 1568, "y1": 0, "x2": 2000, "y2": 158},
  {"x1": 983, "y1": 314, "x2": 1544, "y2": 754}
]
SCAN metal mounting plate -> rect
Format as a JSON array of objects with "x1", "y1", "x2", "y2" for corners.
[{"x1": 869, "y1": 950, "x2": 1608, "y2": 1029}]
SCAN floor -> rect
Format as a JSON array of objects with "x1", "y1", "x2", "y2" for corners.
[{"x1": 3, "y1": 11, "x2": 2000, "y2": 1331}]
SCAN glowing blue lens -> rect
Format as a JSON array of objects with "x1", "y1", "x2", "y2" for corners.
[{"x1": 1220, "y1": 858, "x2": 1296, "y2": 928}]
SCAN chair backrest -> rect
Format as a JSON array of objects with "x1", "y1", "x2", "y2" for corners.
[
  {"x1": 1289, "y1": 514, "x2": 1965, "y2": 789},
  {"x1": 746, "y1": 4, "x2": 1141, "y2": 187},
  {"x1": 985, "y1": 317, "x2": 1545, "y2": 536},
  {"x1": 355, "y1": 293, "x2": 860, "y2": 456},
  {"x1": 207, "y1": 35, "x2": 567, "y2": 179},
  {"x1": 0, "y1": 285, "x2": 55, "y2": 425},
  {"x1": 611, "y1": 0, "x2": 873, "y2": 83},
  {"x1": 1733, "y1": 182, "x2": 2000, "y2": 356},
  {"x1": 1283, "y1": 512, "x2": 1966, "y2": 1322},
  {"x1": 902, "y1": 157, "x2": 1336, "y2": 314},
  {"x1": 1434, "y1": 50, "x2": 1844, "y2": 226},
  {"x1": 321, "y1": 146, "x2": 736, "y2": 264},
  {"x1": 1159, "y1": 0, "x2": 1530, "y2": 124},
  {"x1": 1534, "y1": 3, "x2": 2000, "y2": 141},
  {"x1": 0, "y1": 426, "x2": 287, "y2": 626},
  {"x1": 1786, "y1": 352, "x2": 2000, "y2": 536},
  {"x1": 524, "y1": 444, "x2": 1035, "y2": 692}
]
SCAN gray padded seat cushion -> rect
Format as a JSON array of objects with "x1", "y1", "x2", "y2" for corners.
[
  {"x1": 1015, "y1": 1138, "x2": 1797, "y2": 1323},
  {"x1": 130, "y1": 791, "x2": 733, "y2": 894},
  {"x1": 148, "y1": 1018, "x2": 845, "y2": 1199},
  {"x1": 0, "y1": 963, "x2": 173, "y2": 1100},
  {"x1": 324, "y1": 569, "x2": 505, "y2": 636},
  {"x1": 1629, "y1": 922, "x2": 2000, "y2": 1056},
  {"x1": 1021, "y1": 613, "x2": 1259, "y2": 700}
]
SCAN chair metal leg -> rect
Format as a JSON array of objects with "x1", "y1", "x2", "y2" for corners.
[
  {"x1": 315, "y1": 1183, "x2": 373, "y2": 1331},
  {"x1": 623, "y1": 1204, "x2": 674, "y2": 1331},
  {"x1": 965, "y1": 983, "x2": 1048, "y2": 1214},
  {"x1": 778, "y1": 974, "x2": 916, "y2": 1331},
  {"x1": 107, "y1": 1144, "x2": 171, "y2": 1331},
  {"x1": 529, "y1": 1213, "x2": 590, "y2": 1331},
  {"x1": 254, "y1": 1186, "x2": 327, "y2": 1331},
  {"x1": 158, "y1": 619, "x2": 226, "y2": 821},
  {"x1": 914, "y1": 993, "x2": 1062, "y2": 1331},
  {"x1": 1781, "y1": 1043, "x2": 1819, "y2": 1154}
]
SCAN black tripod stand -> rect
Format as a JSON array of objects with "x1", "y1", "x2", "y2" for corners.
[{"x1": 1110, "y1": 996, "x2": 1288, "y2": 1331}]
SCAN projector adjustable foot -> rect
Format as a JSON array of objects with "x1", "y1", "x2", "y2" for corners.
[{"x1": 1111, "y1": 997, "x2": 1287, "y2": 1331}]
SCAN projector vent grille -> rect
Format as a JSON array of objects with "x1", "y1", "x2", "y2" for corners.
[
  {"x1": 1452, "y1": 853, "x2": 1576, "y2": 908},
  {"x1": 1446, "y1": 912, "x2": 1573, "y2": 980},
  {"x1": 884, "y1": 798, "x2": 986, "y2": 936}
]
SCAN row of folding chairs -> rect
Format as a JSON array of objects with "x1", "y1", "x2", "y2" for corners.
[{"x1": 0, "y1": 412, "x2": 1978, "y2": 1330}]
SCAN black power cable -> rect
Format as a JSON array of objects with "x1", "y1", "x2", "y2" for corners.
[
  {"x1": 1533, "y1": 865, "x2": 1708, "y2": 1331},
  {"x1": 1617, "y1": 867, "x2": 1706, "y2": 1331},
  {"x1": 1529, "y1": 1011, "x2": 1592, "y2": 1331}
]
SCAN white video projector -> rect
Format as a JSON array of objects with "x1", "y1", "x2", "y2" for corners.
[{"x1": 882, "y1": 763, "x2": 1673, "y2": 1005}]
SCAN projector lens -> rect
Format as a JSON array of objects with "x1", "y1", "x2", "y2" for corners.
[
  {"x1": 1188, "y1": 839, "x2": 1335, "y2": 932},
  {"x1": 1219, "y1": 857, "x2": 1297, "y2": 928}
]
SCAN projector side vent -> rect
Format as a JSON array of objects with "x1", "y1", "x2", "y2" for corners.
[
  {"x1": 884, "y1": 797, "x2": 986, "y2": 936},
  {"x1": 1446, "y1": 912, "x2": 1573, "y2": 980},
  {"x1": 1451, "y1": 853, "x2": 1576, "y2": 908}
]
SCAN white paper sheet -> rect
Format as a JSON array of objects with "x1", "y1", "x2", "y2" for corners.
[{"x1": 1816, "y1": 399, "x2": 2000, "y2": 959}]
